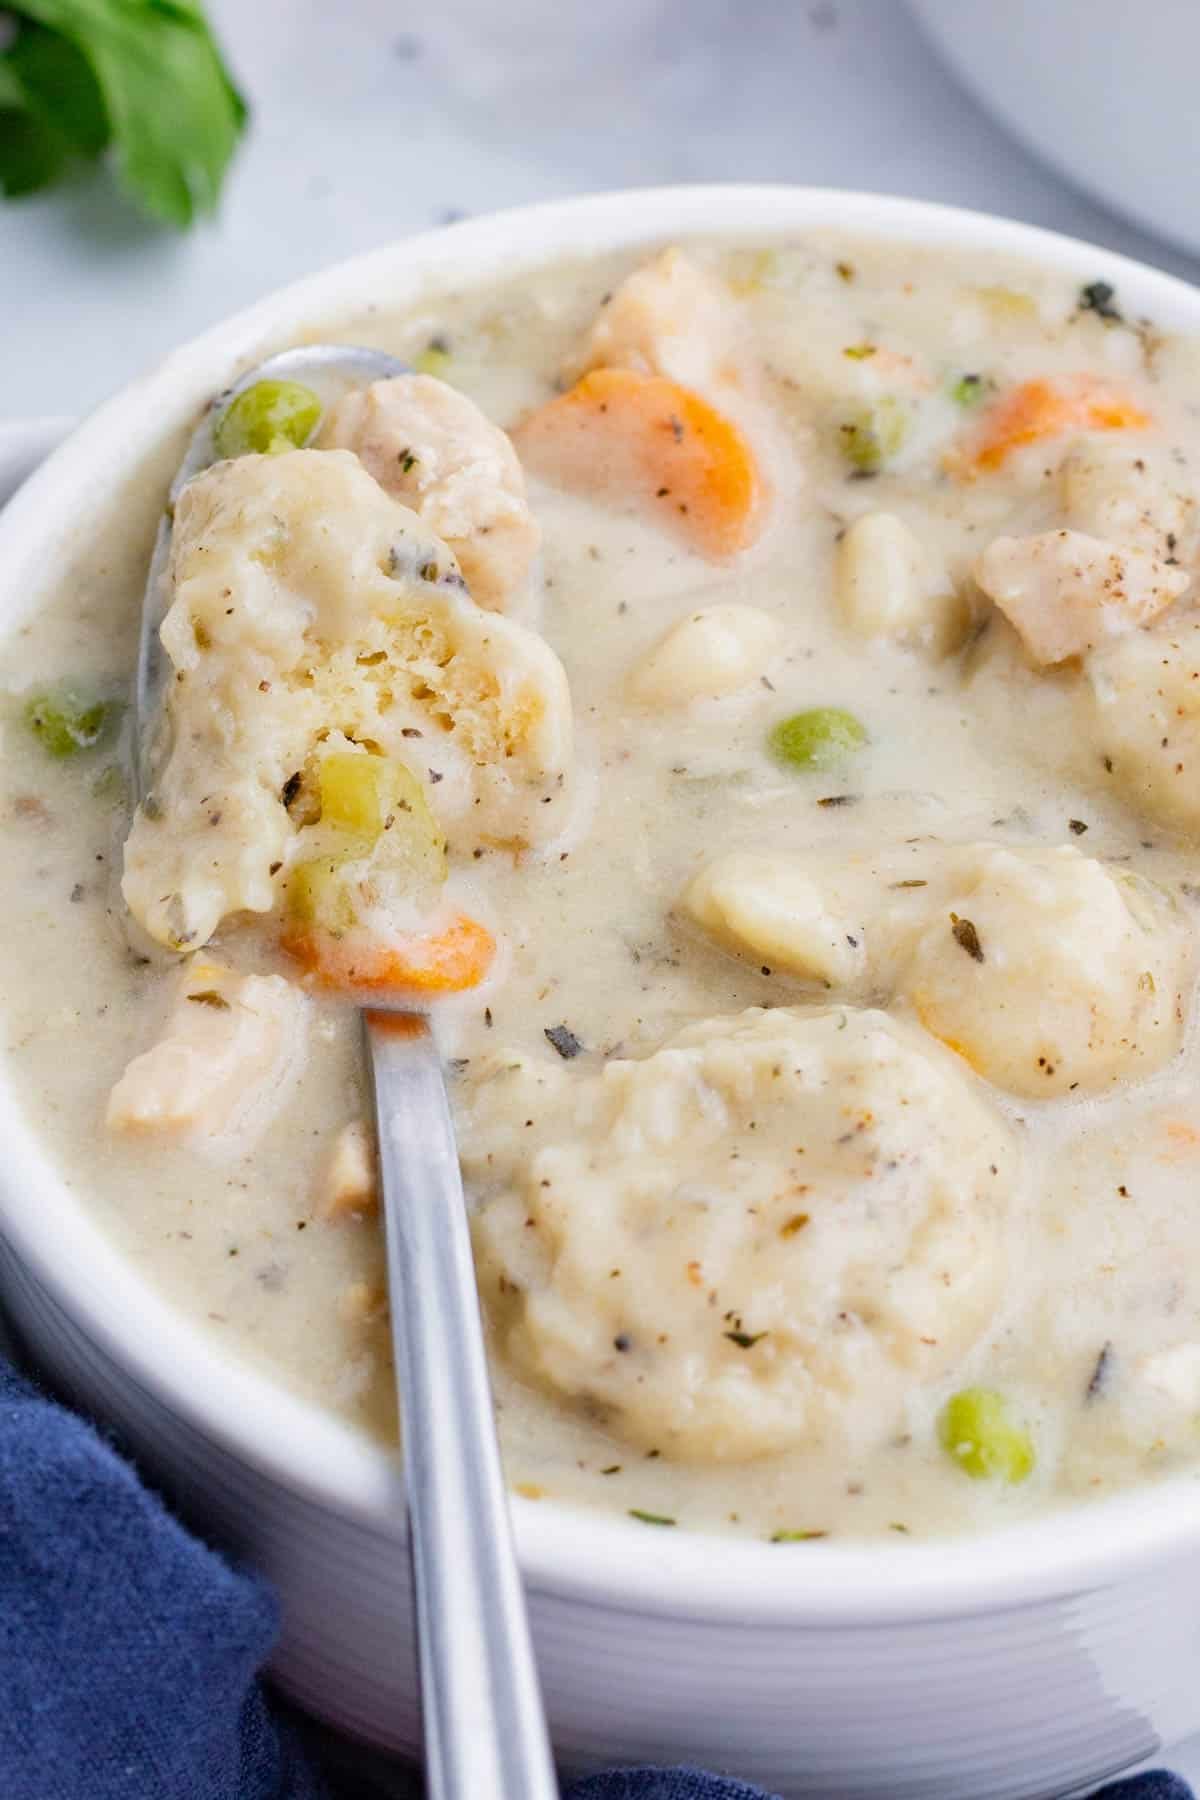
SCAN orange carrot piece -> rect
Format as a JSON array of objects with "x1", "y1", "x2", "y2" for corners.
[
  {"x1": 514, "y1": 367, "x2": 766, "y2": 560},
  {"x1": 283, "y1": 913, "x2": 495, "y2": 995},
  {"x1": 953, "y1": 374, "x2": 1151, "y2": 475}
]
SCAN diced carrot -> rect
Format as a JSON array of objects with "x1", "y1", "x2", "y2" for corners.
[
  {"x1": 951, "y1": 374, "x2": 1151, "y2": 476},
  {"x1": 514, "y1": 367, "x2": 767, "y2": 560},
  {"x1": 283, "y1": 912, "x2": 495, "y2": 994}
]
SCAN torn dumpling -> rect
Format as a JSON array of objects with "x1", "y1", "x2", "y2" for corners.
[
  {"x1": 106, "y1": 958, "x2": 308, "y2": 1148},
  {"x1": 974, "y1": 528, "x2": 1189, "y2": 666},
  {"x1": 467, "y1": 1006, "x2": 1017, "y2": 1462},
  {"x1": 122, "y1": 450, "x2": 572, "y2": 951},
  {"x1": 321, "y1": 373, "x2": 540, "y2": 612}
]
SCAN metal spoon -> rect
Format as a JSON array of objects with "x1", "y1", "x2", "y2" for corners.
[
  {"x1": 136, "y1": 348, "x2": 558, "y2": 1798},
  {"x1": 364, "y1": 1009, "x2": 558, "y2": 1800}
]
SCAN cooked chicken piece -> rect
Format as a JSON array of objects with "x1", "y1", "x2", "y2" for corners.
[
  {"x1": 106, "y1": 959, "x2": 308, "y2": 1147},
  {"x1": 468, "y1": 1006, "x2": 1017, "y2": 1462},
  {"x1": 122, "y1": 450, "x2": 572, "y2": 950},
  {"x1": 1061, "y1": 435, "x2": 1196, "y2": 563},
  {"x1": 321, "y1": 374, "x2": 540, "y2": 612},
  {"x1": 318, "y1": 1120, "x2": 378, "y2": 1221},
  {"x1": 975, "y1": 528, "x2": 1188, "y2": 666},
  {"x1": 628, "y1": 604, "x2": 779, "y2": 705},
  {"x1": 564, "y1": 247, "x2": 747, "y2": 398}
]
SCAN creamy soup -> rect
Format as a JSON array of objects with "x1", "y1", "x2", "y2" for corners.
[{"x1": 5, "y1": 235, "x2": 1200, "y2": 1543}]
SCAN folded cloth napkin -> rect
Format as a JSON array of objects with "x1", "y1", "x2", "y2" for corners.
[{"x1": 0, "y1": 1353, "x2": 1190, "y2": 1800}]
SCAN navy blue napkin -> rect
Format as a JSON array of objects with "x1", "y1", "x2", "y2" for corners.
[{"x1": 0, "y1": 1352, "x2": 1189, "y2": 1800}]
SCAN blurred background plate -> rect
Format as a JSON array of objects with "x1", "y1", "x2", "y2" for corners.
[{"x1": 910, "y1": 0, "x2": 1200, "y2": 256}]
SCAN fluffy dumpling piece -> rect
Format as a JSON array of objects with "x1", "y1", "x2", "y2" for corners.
[
  {"x1": 1088, "y1": 613, "x2": 1200, "y2": 837},
  {"x1": 902, "y1": 845, "x2": 1189, "y2": 1098},
  {"x1": 974, "y1": 529, "x2": 1189, "y2": 666},
  {"x1": 122, "y1": 449, "x2": 572, "y2": 951},
  {"x1": 467, "y1": 1006, "x2": 1018, "y2": 1463},
  {"x1": 106, "y1": 958, "x2": 307, "y2": 1149},
  {"x1": 321, "y1": 374, "x2": 540, "y2": 612}
]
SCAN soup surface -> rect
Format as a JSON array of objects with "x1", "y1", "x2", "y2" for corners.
[{"x1": 5, "y1": 234, "x2": 1200, "y2": 1542}]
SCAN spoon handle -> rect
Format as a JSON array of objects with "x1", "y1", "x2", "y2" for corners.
[{"x1": 363, "y1": 1009, "x2": 558, "y2": 1800}]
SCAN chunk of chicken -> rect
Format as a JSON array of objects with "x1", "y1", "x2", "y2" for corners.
[
  {"x1": 835, "y1": 512, "x2": 970, "y2": 655},
  {"x1": 318, "y1": 1120, "x2": 378, "y2": 1220},
  {"x1": 468, "y1": 1006, "x2": 1017, "y2": 1462},
  {"x1": 321, "y1": 374, "x2": 540, "y2": 612},
  {"x1": 123, "y1": 450, "x2": 572, "y2": 950},
  {"x1": 682, "y1": 843, "x2": 1191, "y2": 1099},
  {"x1": 1061, "y1": 435, "x2": 1196, "y2": 563},
  {"x1": 564, "y1": 247, "x2": 746, "y2": 398},
  {"x1": 628, "y1": 604, "x2": 779, "y2": 706},
  {"x1": 106, "y1": 959, "x2": 308, "y2": 1147},
  {"x1": 975, "y1": 529, "x2": 1189, "y2": 666}
]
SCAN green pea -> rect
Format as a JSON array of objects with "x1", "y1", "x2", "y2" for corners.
[
  {"x1": 950, "y1": 372, "x2": 988, "y2": 409},
  {"x1": 213, "y1": 379, "x2": 322, "y2": 459},
  {"x1": 25, "y1": 688, "x2": 120, "y2": 758},
  {"x1": 838, "y1": 395, "x2": 909, "y2": 472},
  {"x1": 938, "y1": 1388, "x2": 1035, "y2": 1484},
  {"x1": 414, "y1": 341, "x2": 451, "y2": 378},
  {"x1": 768, "y1": 707, "x2": 868, "y2": 772}
]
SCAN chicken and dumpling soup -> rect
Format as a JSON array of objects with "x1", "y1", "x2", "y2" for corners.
[{"x1": 5, "y1": 237, "x2": 1200, "y2": 1540}]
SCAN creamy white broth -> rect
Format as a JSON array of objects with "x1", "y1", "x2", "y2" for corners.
[{"x1": 5, "y1": 233, "x2": 1200, "y2": 1541}]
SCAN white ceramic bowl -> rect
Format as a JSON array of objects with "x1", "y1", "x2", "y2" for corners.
[
  {"x1": 910, "y1": 0, "x2": 1200, "y2": 258},
  {"x1": 3, "y1": 186, "x2": 1200, "y2": 1800}
]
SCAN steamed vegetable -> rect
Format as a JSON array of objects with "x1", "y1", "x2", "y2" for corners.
[
  {"x1": 214, "y1": 380, "x2": 322, "y2": 460},
  {"x1": 514, "y1": 367, "x2": 767, "y2": 561},
  {"x1": 938, "y1": 1388, "x2": 1034, "y2": 1483},
  {"x1": 768, "y1": 708, "x2": 867, "y2": 772},
  {"x1": 838, "y1": 396, "x2": 909, "y2": 473},
  {"x1": 24, "y1": 686, "x2": 120, "y2": 757},
  {"x1": 953, "y1": 375, "x2": 1150, "y2": 475}
]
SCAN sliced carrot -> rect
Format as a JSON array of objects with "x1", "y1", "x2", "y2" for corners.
[
  {"x1": 514, "y1": 367, "x2": 767, "y2": 560},
  {"x1": 283, "y1": 912, "x2": 495, "y2": 995},
  {"x1": 951, "y1": 374, "x2": 1151, "y2": 476}
]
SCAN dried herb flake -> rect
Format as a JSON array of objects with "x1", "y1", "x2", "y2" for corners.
[
  {"x1": 950, "y1": 913, "x2": 984, "y2": 962},
  {"x1": 544, "y1": 1024, "x2": 584, "y2": 1060}
]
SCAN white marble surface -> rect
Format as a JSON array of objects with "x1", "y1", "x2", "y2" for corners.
[
  {"x1": 5, "y1": 0, "x2": 1200, "y2": 1788},
  {"x1": 4, "y1": 0, "x2": 1200, "y2": 420}
]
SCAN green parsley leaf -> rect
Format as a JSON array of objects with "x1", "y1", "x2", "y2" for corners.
[{"x1": 0, "y1": 1, "x2": 247, "y2": 225}]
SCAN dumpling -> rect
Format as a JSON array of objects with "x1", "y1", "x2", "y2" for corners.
[
  {"x1": 122, "y1": 449, "x2": 572, "y2": 950},
  {"x1": 902, "y1": 845, "x2": 1189, "y2": 1098},
  {"x1": 468, "y1": 1006, "x2": 1018, "y2": 1462}
]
